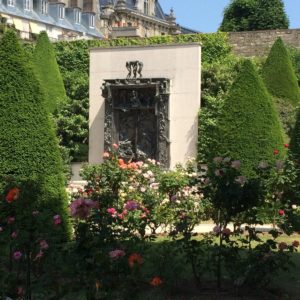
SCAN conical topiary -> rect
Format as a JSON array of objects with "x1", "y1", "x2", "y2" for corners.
[
  {"x1": 33, "y1": 31, "x2": 67, "y2": 113},
  {"x1": 0, "y1": 31, "x2": 70, "y2": 238},
  {"x1": 262, "y1": 37, "x2": 300, "y2": 106},
  {"x1": 216, "y1": 59, "x2": 285, "y2": 177}
]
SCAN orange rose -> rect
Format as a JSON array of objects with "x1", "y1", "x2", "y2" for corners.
[
  {"x1": 150, "y1": 276, "x2": 163, "y2": 286},
  {"x1": 128, "y1": 253, "x2": 142, "y2": 268}
]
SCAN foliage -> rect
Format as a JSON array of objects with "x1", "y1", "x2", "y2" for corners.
[
  {"x1": 198, "y1": 56, "x2": 240, "y2": 163},
  {"x1": 0, "y1": 31, "x2": 70, "y2": 237},
  {"x1": 33, "y1": 31, "x2": 67, "y2": 114},
  {"x1": 220, "y1": 0, "x2": 289, "y2": 32},
  {"x1": 0, "y1": 181, "x2": 69, "y2": 298},
  {"x1": 55, "y1": 32, "x2": 231, "y2": 68},
  {"x1": 55, "y1": 72, "x2": 89, "y2": 162},
  {"x1": 262, "y1": 38, "x2": 300, "y2": 107},
  {"x1": 289, "y1": 46, "x2": 300, "y2": 85},
  {"x1": 215, "y1": 59, "x2": 285, "y2": 177},
  {"x1": 220, "y1": 0, "x2": 257, "y2": 32}
]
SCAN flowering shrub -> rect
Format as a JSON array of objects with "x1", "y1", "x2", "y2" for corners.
[
  {"x1": 67, "y1": 148, "x2": 206, "y2": 298},
  {"x1": 0, "y1": 180, "x2": 68, "y2": 298}
]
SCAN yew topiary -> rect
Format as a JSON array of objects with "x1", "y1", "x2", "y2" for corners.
[
  {"x1": 0, "y1": 31, "x2": 70, "y2": 238},
  {"x1": 262, "y1": 38, "x2": 300, "y2": 106},
  {"x1": 33, "y1": 31, "x2": 67, "y2": 113},
  {"x1": 216, "y1": 59, "x2": 285, "y2": 177}
]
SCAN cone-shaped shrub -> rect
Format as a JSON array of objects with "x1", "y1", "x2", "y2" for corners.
[
  {"x1": 262, "y1": 38, "x2": 300, "y2": 106},
  {"x1": 0, "y1": 31, "x2": 70, "y2": 238},
  {"x1": 216, "y1": 59, "x2": 285, "y2": 177},
  {"x1": 33, "y1": 31, "x2": 67, "y2": 113}
]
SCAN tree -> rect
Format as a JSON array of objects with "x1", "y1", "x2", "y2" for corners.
[
  {"x1": 216, "y1": 60, "x2": 285, "y2": 177},
  {"x1": 33, "y1": 31, "x2": 67, "y2": 114},
  {"x1": 262, "y1": 38, "x2": 300, "y2": 137},
  {"x1": 0, "y1": 31, "x2": 70, "y2": 238},
  {"x1": 251, "y1": 0, "x2": 289, "y2": 31},
  {"x1": 220, "y1": 0, "x2": 289, "y2": 32},
  {"x1": 262, "y1": 38, "x2": 300, "y2": 106}
]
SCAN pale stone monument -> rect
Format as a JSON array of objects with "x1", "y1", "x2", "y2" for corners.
[{"x1": 89, "y1": 43, "x2": 201, "y2": 168}]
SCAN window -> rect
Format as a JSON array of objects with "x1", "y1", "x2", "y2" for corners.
[
  {"x1": 41, "y1": 0, "x2": 48, "y2": 15},
  {"x1": 144, "y1": 0, "x2": 149, "y2": 15},
  {"x1": 24, "y1": 0, "x2": 31, "y2": 10},
  {"x1": 58, "y1": 5, "x2": 65, "y2": 19},
  {"x1": 89, "y1": 14, "x2": 95, "y2": 28},
  {"x1": 7, "y1": 0, "x2": 14, "y2": 6},
  {"x1": 74, "y1": 9, "x2": 81, "y2": 24}
]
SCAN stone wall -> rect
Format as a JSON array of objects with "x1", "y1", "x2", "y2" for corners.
[{"x1": 228, "y1": 29, "x2": 300, "y2": 57}]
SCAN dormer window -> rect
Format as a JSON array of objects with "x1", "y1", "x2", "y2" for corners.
[
  {"x1": 74, "y1": 9, "x2": 81, "y2": 24},
  {"x1": 58, "y1": 5, "x2": 65, "y2": 19},
  {"x1": 24, "y1": 0, "x2": 31, "y2": 11},
  {"x1": 7, "y1": 0, "x2": 14, "y2": 7},
  {"x1": 144, "y1": 0, "x2": 149, "y2": 15},
  {"x1": 89, "y1": 14, "x2": 95, "y2": 28},
  {"x1": 41, "y1": 0, "x2": 48, "y2": 15}
]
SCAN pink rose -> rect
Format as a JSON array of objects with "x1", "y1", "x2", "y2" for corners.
[
  {"x1": 107, "y1": 208, "x2": 116, "y2": 215},
  {"x1": 11, "y1": 231, "x2": 18, "y2": 239},
  {"x1": 13, "y1": 251, "x2": 22, "y2": 260},
  {"x1": 40, "y1": 240, "x2": 49, "y2": 250},
  {"x1": 103, "y1": 152, "x2": 110, "y2": 158},
  {"x1": 53, "y1": 214, "x2": 61, "y2": 225},
  {"x1": 109, "y1": 249, "x2": 126, "y2": 259}
]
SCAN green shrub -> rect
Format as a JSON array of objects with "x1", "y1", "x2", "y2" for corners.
[
  {"x1": 0, "y1": 31, "x2": 70, "y2": 238},
  {"x1": 33, "y1": 31, "x2": 67, "y2": 113},
  {"x1": 262, "y1": 38, "x2": 300, "y2": 106},
  {"x1": 198, "y1": 57, "x2": 240, "y2": 163},
  {"x1": 216, "y1": 60, "x2": 285, "y2": 177}
]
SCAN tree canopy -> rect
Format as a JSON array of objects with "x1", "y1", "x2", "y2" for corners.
[{"x1": 220, "y1": 0, "x2": 289, "y2": 32}]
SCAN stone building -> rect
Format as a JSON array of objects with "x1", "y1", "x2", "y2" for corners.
[
  {"x1": 99, "y1": 0, "x2": 197, "y2": 38},
  {"x1": 0, "y1": 0, "x2": 102, "y2": 40}
]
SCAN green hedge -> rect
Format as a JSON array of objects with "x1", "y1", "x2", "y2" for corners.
[
  {"x1": 54, "y1": 32, "x2": 231, "y2": 73},
  {"x1": 33, "y1": 31, "x2": 67, "y2": 113},
  {"x1": 0, "y1": 31, "x2": 70, "y2": 239},
  {"x1": 216, "y1": 59, "x2": 285, "y2": 177},
  {"x1": 262, "y1": 38, "x2": 300, "y2": 106}
]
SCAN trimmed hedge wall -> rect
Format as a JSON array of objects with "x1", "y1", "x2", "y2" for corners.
[
  {"x1": 0, "y1": 31, "x2": 70, "y2": 238},
  {"x1": 216, "y1": 59, "x2": 285, "y2": 177},
  {"x1": 33, "y1": 31, "x2": 67, "y2": 114}
]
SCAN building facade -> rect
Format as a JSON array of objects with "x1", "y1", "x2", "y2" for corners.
[
  {"x1": 100, "y1": 0, "x2": 196, "y2": 38},
  {"x1": 0, "y1": 0, "x2": 196, "y2": 41},
  {"x1": 0, "y1": 0, "x2": 102, "y2": 40}
]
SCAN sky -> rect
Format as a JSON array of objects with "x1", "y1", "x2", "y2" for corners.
[{"x1": 159, "y1": 0, "x2": 300, "y2": 33}]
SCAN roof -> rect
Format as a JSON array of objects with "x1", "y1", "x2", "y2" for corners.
[{"x1": 0, "y1": 0, "x2": 103, "y2": 38}]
